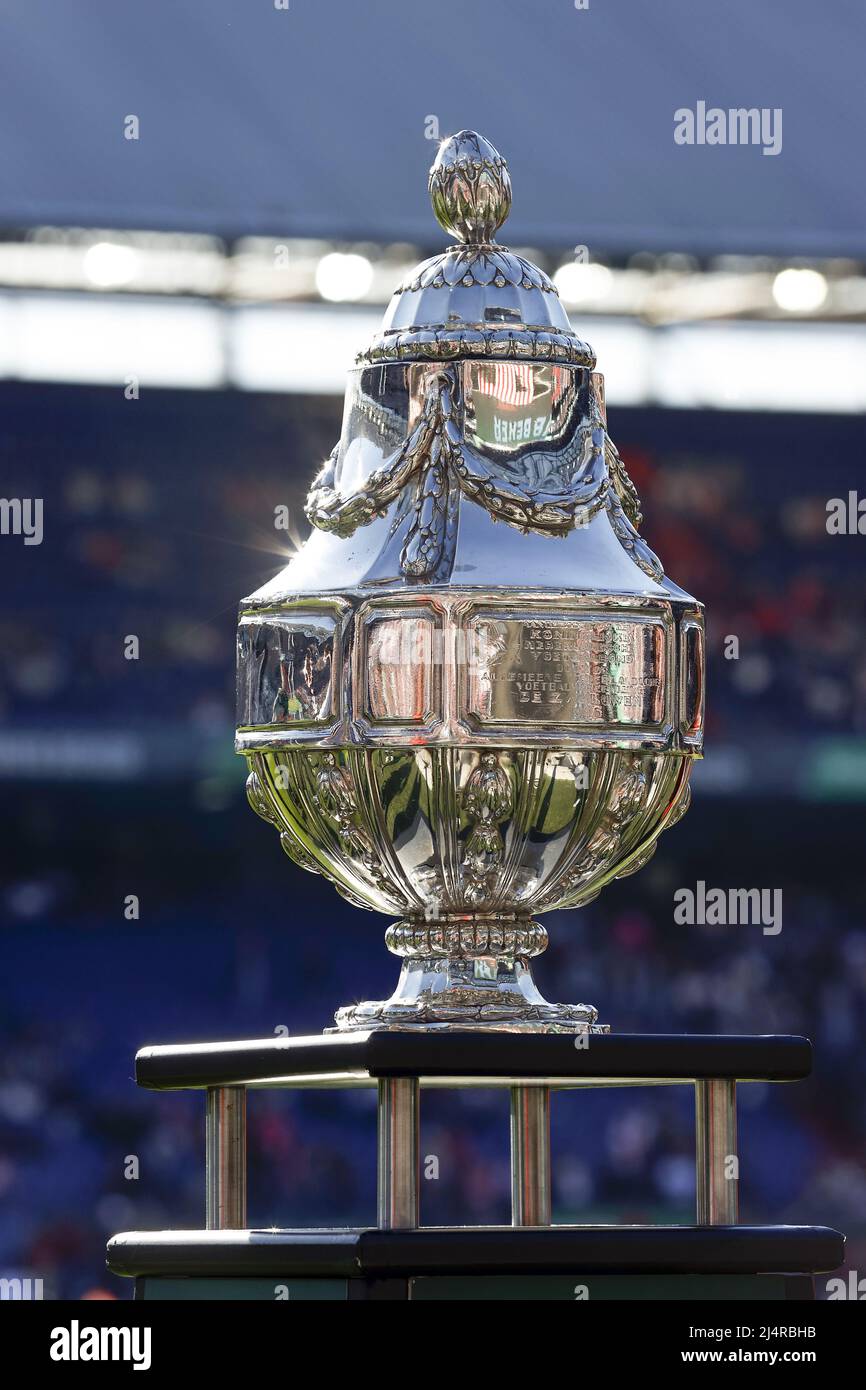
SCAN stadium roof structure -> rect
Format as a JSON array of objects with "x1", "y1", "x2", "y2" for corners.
[{"x1": 0, "y1": 0, "x2": 863, "y2": 259}]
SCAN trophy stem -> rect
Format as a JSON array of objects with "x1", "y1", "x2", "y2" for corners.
[{"x1": 331, "y1": 916, "x2": 607, "y2": 1033}]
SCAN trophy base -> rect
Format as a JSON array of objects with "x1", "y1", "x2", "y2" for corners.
[
  {"x1": 113, "y1": 1031, "x2": 844, "y2": 1309},
  {"x1": 330, "y1": 917, "x2": 608, "y2": 1033}
]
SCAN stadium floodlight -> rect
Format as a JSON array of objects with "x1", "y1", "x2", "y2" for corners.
[
  {"x1": 82, "y1": 241, "x2": 140, "y2": 290},
  {"x1": 553, "y1": 259, "x2": 613, "y2": 305},
  {"x1": 772, "y1": 266, "x2": 828, "y2": 313},
  {"x1": 314, "y1": 250, "x2": 374, "y2": 302}
]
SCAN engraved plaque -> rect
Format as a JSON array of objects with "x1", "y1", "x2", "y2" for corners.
[
  {"x1": 237, "y1": 613, "x2": 337, "y2": 728},
  {"x1": 465, "y1": 612, "x2": 667, "y2": 727}
]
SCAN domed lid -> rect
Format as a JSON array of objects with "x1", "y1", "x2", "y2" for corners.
[{"x1": 357, "y1": 131, "x2": 595, "y2": 369}]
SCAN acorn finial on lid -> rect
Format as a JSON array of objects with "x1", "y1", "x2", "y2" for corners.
[{"x1": 428, "y1": 130, "x2": 512, "y2": 245}]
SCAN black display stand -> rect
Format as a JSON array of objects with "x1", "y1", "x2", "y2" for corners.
[{"x1": 107, "y1": 1032, "x2": 844, "y2": 1301}]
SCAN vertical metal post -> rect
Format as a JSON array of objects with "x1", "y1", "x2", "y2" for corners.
[
  {"x1": 510, "y1": 1085, "x2": 551, "y2": 1226},
  {"x1": 206, "y1": 1086, "x2": 247, "y2": 1230},
  {"x1": 695, "y1": 1079, "x2": 738, "y2": 1225},
  {"x1": 377, "y1": 1077, "x2": 420, "y2": 1229}
]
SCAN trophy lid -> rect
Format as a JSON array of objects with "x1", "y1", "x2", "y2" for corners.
[
  {"x1": 357, "y1": 131, "x2": 595, "y2": 369},
  {"x1": 240, "y1": 129, "x2": 704, "y2": 606}
]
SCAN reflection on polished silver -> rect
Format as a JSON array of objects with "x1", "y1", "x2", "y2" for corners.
[
  {"x1": 205, "y1": 1087, "x2": 247, "y2": 1230},
  {"x1": 695, "y1": 1079, "x2": 738, "y2": 1225},
  {"x1": 511, "y1": 1086, "x2": 552, "y2": 1227},
  {"x1": 304, "y1": 362, "x2": 662, "y2": 582},
  {"x1": 236, "y1": 131, "x2": 705, "y2": 1033},
  {"x1": 377, "y1": 1078, "x2": 420, "y2": 1229}
]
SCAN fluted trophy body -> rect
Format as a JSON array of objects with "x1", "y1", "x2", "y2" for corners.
[{"x1": 236, "y1": 132, "x2": 704, "y2": 1031}]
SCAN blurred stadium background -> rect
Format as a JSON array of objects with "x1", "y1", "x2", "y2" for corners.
[{"x1": 1, "y1": 1, "x2": 865, "y2": 1298}]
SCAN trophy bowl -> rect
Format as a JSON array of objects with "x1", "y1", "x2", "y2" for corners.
[{"x1": 236, "y1": 132, "x2": 704, "y2": 1032}]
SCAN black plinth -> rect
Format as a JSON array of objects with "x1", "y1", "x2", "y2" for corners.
[
  {"x1": 110, "y1": 1223, "x2": 842, "y2": 1277},
  {"x1": 109, "y1": 1030, "x2": 844, "y2": 1301},
  {"x1": 108, "y1": 1226, "x2": 841, "y2": 1302},
  {"x1": 135, "y1": 1030, "x2": 813, "y2": 1090}
]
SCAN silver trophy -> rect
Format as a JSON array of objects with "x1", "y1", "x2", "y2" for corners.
[{"x1": 236, "y1": 131, "x2": 704, "y2": 1033}]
